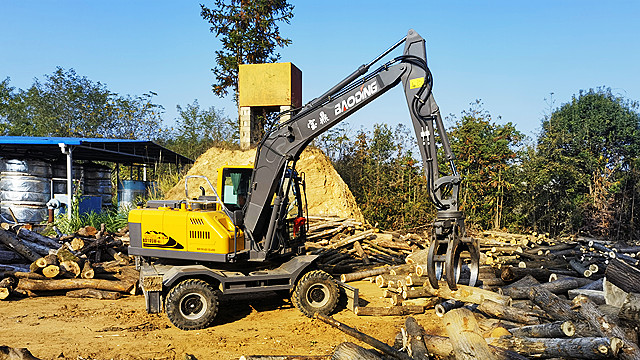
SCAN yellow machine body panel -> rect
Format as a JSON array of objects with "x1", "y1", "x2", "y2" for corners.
[{"x1": 129, "y1": 206, "x2": 244, "y2": 255}]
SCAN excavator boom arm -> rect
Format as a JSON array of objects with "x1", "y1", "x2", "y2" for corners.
[{"x1": 241, "y1": 29, "x2": 478, "y2": 289}]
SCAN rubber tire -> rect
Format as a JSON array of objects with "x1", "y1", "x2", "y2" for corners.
[
  {"x1": 165, "y1": 279, "x2": 219, "y2": 330},
  {"x1": 292, "y1": 270, "x2": 339, "y2": 318}
]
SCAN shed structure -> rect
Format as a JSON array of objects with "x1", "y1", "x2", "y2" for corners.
[{"x1": 0, "y1": 136, "x2": 192, "y2": 222}]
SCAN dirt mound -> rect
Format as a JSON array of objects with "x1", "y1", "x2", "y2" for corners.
[{"x1": 164, "y1": 147, "x2": 363, "y2": 221}]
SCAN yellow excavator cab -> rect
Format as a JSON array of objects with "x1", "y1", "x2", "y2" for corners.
[{"x1": 128, "y1": 166, "x2": 252, "y2": 260}]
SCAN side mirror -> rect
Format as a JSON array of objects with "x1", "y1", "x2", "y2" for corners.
[{"x1": 233, "y1": 210, "x2": 244, "y2": 227}]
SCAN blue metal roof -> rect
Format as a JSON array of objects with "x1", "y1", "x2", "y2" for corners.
[
  {"x1": 0, "y1": 136, "x2": 147, "y2": 145},
  {"x1": 0, "y1": 136, "x2": 193, "y2": 165}
]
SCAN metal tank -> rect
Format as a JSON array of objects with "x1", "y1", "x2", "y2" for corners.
[
  {"x1": 0, "y1": 159, "x2": 51, "y2": 223},
  {"x1": 83, "y1": 163, "x2": 113, "y2": 207}
]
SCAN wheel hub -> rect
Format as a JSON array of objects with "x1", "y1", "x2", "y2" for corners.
[
  {"x1": 180, "y1": 293, "x2": 207, "y2": 320},
  {"x1": 306, "y1": 284, "x2": 329, "y2": 307}
]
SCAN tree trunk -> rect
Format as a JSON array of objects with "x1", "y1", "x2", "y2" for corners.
[
  {"x1": 424, "y1": 280, "x2": 511, "y2": 306},
  {"x1": 442, "y1": 308, "x2": 498, "y2": 360},
  {"x1": 570, "y1": 259, "x2": 593, "y2": 278},
  {"x1": 404, "y1": 274, "x2": 425, "y2": 286},
  {"x1": 528, "y1": 286, "x2": 579, "y2": 321},
  {"x1": 500, "y1": 266, "x2": 552, "y2": 283},
  {"x1": 477, "y1": 299, "x2": 541, "y2": 325},
  {"x1": 0, "y1": 249, "x2": 26, "y2": 263},
  {"x1": 355, "y1": 305, "x2": 424, "y2": 316},
  {"x1": 619, "y1": 292, "x2": 640, "y2": 323},
  {"x1": 0, "y1": 229, "x2": 40, "y2": 262},
  {"x1": 405, "y1": 248, "x2": 429, "y2": 264},
  {"x1": 508, "y1": 321, "x2": 575, "y2": 338},
  {"x1": 501, "y1": 274, "x2": 539, "y2": 290},
  {"x1": 404, "y1": 317, "x2": 428, "y2": 360},
  {"x1": 573, "y1": 295, "x2": 640, "y2": 360},
  {"x1": 0, "y1": 276, "x2": 17, "y2": 300},
  {"x1": 41, "y1": 265, "x2": 60, "y2": 278},
  {"x1": 375, "y1": 274, "x2": 406, "y2": 288},
  {"x1": 488, "y1": 336, "x2": 620, "y2": 359},
  {"x1": 17, "y1": 278, "x2": 136, "y2": 293},
  {"x1": 325, "y1": 230, "x2": 376, "y2": 250},
  {"x1": 330, "y1": 342, "x2": 382, "y2": 360},
  {"x1": 314, "y1": 313, "x2": 414, "y2": 360},
  {"x1": 388, "y1": 264, "x2": 416, "y2": 276},
  {"x1": 421, "y1": 334, "x2": 528, "y2": 360},
  {"x1": 17, "y1": 228, "x2": 60, "y2": 249},
  {"x1": 568, "y1": 289, "x2": 605, "y2": 304},
  {"x1": 81, "y1": 261, "x2": 94, "y2": 279},
  {"x1": 66, "y1": 288, "x2": 122, "y2": 300},
  {"x1": 606, "y1": 258, "x2": 640, "y2": 294},
  {"x1": 0, "y1": 346, "x2": 41, "y2": 360},
  {"x1": 352, "y1": 241, "x2": 370, "y2": 265},
  {"x1": 400, "y1": 298, "x2": 438, "y2": 308},
  {"x1": 435, "y1": 299, "x2": 464, "y2": 318},
  {"x1": 402, "y1": 287, "x2": 431, "y2": 299},
  {"x1": 60, "y1": 260, "x2": 81, "y2": 277},
  {"x1": 505, "y1": 277, "x2": 592, "y2": 300},
  {"x1": 0, "y1": 264, "x2": 30, "y2": 273}
]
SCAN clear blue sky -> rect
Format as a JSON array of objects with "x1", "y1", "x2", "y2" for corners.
[{"x1": 1, "y1": 1, "x2": 639, "y2": 140}]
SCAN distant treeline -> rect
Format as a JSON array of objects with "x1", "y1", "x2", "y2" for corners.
[
  {"x1": 317, "y1": 92, "x2": 640, "y2": 241},
  {"x1": 2, "y1": 68, "x2": 639, "y2": 239}
]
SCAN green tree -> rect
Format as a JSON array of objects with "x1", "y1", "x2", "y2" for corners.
[
  {"x1": 447, "y1": 101, "x2": 524, "y2": 230},
  {"x1": 324, "y1": 123, "x2": 435, "y2": 229},
  {"x1": 0, "y1": 68, "x2": 164, "y2": 139},
  {"x1": 521, "y1": 88, "x2": 640, "y2": 237},
  {"x1": 200, "y1": 0, "x2": 294, "y2": 100},
  {"x1": 163, "y1": 100, "x2": 237, "y2": 160}
]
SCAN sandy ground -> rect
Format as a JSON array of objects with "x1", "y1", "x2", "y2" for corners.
[{"x1": 0, "y1": 280, "x2": 445, "y2": 360}]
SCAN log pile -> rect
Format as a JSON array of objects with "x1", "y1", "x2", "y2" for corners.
[
  {"x1": 0, "y1": 224, "x2": 136, "y2": 300},
  {"x1": 305, "y1": 216, "x2": 428, "y2": 275},
  {"x1": 335, "y1": 229, "x2": 640, "y2": 359}
]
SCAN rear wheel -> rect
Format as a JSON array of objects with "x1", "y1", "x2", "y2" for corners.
[
  {"x1": 292, "y1": 270, "x2": 339, "y2": 317},
  {"x1": 165, "y1": 279, "x2": 219, "y2": 330}
]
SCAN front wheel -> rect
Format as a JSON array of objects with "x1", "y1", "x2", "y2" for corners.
[
  {"x1": 292, "y1": 270, "x2": 339, "y2": 318},
  {"x1": 165, "y1": 279, "x2": 219, "y2": 330}
]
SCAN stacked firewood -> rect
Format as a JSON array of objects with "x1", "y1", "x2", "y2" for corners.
[
  {"x1": 305, "y1": 215, "x2": 427, "y2": 274},
  {"x1": 0, "y1": 224, "x2": 136, "y2": 300}
]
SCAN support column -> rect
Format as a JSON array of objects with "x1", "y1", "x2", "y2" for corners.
[
  {"x1": 240, "y1": 106, "x2": 254, "y2": 150},
  {"x1": 279, "y1": 105, "x2": 292, "y2": 123},
  {"x1": 58, "y1": 143, "x2": 73, "y2": 220}
]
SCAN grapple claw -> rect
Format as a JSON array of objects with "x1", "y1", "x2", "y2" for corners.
[{"x1": 426, "y1": 215, "x2": 479, "y2": 290}]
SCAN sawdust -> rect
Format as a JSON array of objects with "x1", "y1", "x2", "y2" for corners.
[{"x1": 164, "y1": 147, "x2": 364, "y2": 222}]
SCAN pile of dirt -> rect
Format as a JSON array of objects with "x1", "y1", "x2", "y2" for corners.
[{"x1": 164, "y1": 147, "x2": 364, "y2": 222}]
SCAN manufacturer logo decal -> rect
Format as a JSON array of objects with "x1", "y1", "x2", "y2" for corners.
[
  {"x1": 142, "y1": 231, "x2": 184, "y2": 249},
  {"x1": 334, "y1": 81, "x2": 378, "y2": 116},
  {"x1": 319, "y1": 111, "x2": 330, "y2": 125},
  {"x1": 307, "y1": 118, "x2": 317, "y2": 131}
]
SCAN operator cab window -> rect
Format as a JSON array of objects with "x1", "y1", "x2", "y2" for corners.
[{"x1": 221, "y1": 168, "x2": 252, "y2": 211}]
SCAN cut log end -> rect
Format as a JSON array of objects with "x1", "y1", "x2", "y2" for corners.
[{"x1": 561, "y1": 321, "x2": 576, "y2": 337}]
